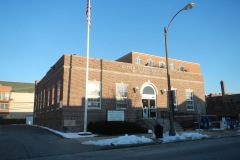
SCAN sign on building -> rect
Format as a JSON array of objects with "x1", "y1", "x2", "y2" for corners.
[{"x1": 107, "y1": 110, "x2": 124, "y2": 121}]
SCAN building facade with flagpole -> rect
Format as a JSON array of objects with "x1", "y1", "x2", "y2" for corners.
[
  {"x1": 33, "y1": 0, "x2": 205, "y2": 132},
  {"x1": 34, "y1": 51, "x2": 205, "y2": 132}
]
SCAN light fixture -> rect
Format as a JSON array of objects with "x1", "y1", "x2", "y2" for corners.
[
  {"x1": 161, "y1": 89, "x2": 166, "y2": 94},
  {"x1": 183, "y1": 3, "x2": 195, "y2": 10},
  {"x1": 133, "y1": 86, "x2": 139, "y2": 93}
]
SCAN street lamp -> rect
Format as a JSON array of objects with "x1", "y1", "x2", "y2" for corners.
[{"x1": 164, "y1": 3, "x2": 195, "y2": 136}]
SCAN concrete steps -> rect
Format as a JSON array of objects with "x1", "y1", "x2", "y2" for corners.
[{"x1": 138, "y1": 118, "x2": 184, "y2": 133}]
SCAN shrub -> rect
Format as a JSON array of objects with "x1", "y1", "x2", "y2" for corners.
[{"x1": 88, "y1": 121, "x2": 147, "y2": 135}]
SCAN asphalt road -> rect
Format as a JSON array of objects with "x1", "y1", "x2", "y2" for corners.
[
  {"x1": 0, "y1": 125, "x2": 102, "y2": 160},
  {"x1": 1, "y1": 125, "x2": 240, "y2": 160},
  {"x1": 33, "y1": 136, "x2": 240, "y2": 160}
]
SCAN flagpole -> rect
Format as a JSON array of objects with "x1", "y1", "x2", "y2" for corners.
[{"x1": 84, "y1": 0, "x2": 91, "y2": 132}]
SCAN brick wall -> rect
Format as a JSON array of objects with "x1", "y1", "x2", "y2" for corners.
[
  {"x1": 206, "y1": 94, "x2": 240, "y2": 117},
  {"x1": 34, "y1": 53, "x2": 205, "y2": 132}
]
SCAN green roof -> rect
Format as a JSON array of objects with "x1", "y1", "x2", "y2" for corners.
[{"x1": 0, "y1": 81, "x2": 35, "y2": 93}]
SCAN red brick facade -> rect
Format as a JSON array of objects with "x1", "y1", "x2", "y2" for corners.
[{"x1": 34, "y1": 52, "x2": 205, "y2": 132}]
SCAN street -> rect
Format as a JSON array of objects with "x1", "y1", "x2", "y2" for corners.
[
  {"x1": 0, "y1": 125, "x2": 102, "y2": 160},
  {"x1": 32, "y1": 136, "x2": 240, "y2": 160},
  {"x1": 0, "y1": 125, "x2": 240, "y2": 160}
]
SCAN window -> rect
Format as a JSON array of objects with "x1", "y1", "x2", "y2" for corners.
[
  {"x1": 116, "y1": 84, "x2": 128, "y2": 109},
  {"x1": 42, "y1": 89, "x2": 45, "y2": 109},
  {"x1": 136, "y1": 57, "x2": 142, "y2": 64},
  {"x1": 47, "y1": 89, "x2": 50, "y2": 110},
  {"x1": 37, "y1": 92, "x2": 41, "y2": 112},
  {"x1": 51, "y1": 85, "x2": 55, "y2": 106},
  {"x1": 186, "y1": 89, "x2": 194, "y2": 111},
  {"x1": 87, "y1": 82, "x2": 101, "y2": 108},
  {"x1": 0, "y1": 103, "x2": 8, "y2": 110},
  {"x1": 169, "y1": 63, "x2": 175, "y2": 70},
  {"x1": 147, "y1": 59, "x2": 154, "y2": 67},
  {"x1": 39, "y1": 92, "x2": 42, "y2": 110},
  {"x1": 0, "y1": 92, "x2": 10, "y2": 101},
  {"x1": 57, "y1": 81, "x2": 61, "y2": 104},
  {"x1": 143, "y1": 86, "x2": 155, "y2": 95},
  {"x1": 159, "y1": 62, "x2": 166, "y2": 68},
  {"x1": 179, "y1": 65, "x2": 185, "y2": 71}
]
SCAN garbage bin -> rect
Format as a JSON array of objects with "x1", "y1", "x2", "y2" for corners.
[{"x1": 154, "y1": 123, "x2": 163, "y2": 138}]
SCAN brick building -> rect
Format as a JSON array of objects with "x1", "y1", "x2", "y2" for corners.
[
  {"x1": 206, "y1": 93, "x2": 240, "y2": 117},
  {"x1": 34, "y1": 51, "x2": 205, "y2": 132},
  {"x1": 206, "y1": 81, "x2": 240, "y2": 120}
]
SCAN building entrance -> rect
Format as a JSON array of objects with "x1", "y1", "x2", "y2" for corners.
[{"x1": 142, "y1": 85, "x2": 157, "y2": 118}]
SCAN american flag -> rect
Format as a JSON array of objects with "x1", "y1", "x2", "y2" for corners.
[{"x1": 86, "y1": 0, "x2": 91, "y2": 27}]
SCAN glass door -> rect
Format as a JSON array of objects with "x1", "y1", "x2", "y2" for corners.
[{"x1": 142, "y1": 99, "x2": 156, "y2": 118}]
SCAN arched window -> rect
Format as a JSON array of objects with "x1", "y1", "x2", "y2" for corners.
[{"x1": 143, "y1": 86, "x2": 155, "y2": 95}]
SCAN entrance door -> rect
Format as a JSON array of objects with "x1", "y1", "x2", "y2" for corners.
[
  {"x1": 142, "y1": 99, "x2": 156, "y2": 118},
  {"x1": 142, "y1": 85, "x2": 157, "y2": 118}
]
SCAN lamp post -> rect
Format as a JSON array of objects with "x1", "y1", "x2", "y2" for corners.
[{"x1": 164, "y1": 3, "x2": 195, "y2": 136}]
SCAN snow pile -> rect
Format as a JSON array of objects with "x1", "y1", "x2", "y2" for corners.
[
  {"x1": 181, "y1": 132, "x2": 210, "y2": 140},
  {"x1": 82, "y1": 134, "x2": 153, "y2": 146},
  {"x1": 82, "y1": 132, "x2": 210, "y2": 146},
  {"x1": 161, "y1": 133, "x2": 187, "y2": 143},
  {"x1": 162, "y1": 132, "x2": 210, "y2": 143}
]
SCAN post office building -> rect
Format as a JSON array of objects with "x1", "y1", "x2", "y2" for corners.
[{"x1": 34, "y1": 51, "x2": 205, "y2": 132}]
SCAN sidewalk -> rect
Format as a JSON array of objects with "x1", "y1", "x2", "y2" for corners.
[{"x1": 198, "y1": 129, "x2": 240, "y2": 138}]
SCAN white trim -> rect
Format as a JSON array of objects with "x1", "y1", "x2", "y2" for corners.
[{"x1": 140, "y1": 82, "x2": 158, "y2": 95}]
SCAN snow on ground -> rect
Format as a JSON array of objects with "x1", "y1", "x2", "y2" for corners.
[
  {"x1": 162, "y1": 132, "x2": 210, "y2": 143},
  {"x1": 37, "y1": 125, "x2": 211, "y2": 146},
  {"x1": 38, "y1": 125, "x2": 98, "y2": 138},
  {"x1": 82, "y1": 134, "x2": 153, "y2": 146},
  {"x1": 82, "y1": 132, "x2": 210, "y2": 146}
]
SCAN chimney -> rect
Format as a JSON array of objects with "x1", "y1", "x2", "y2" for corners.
[{"x1": 220, "y1": 80, "x2": 226, "y2": 95}]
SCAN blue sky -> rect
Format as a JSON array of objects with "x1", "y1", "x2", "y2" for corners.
[{"x1": 0, "y1": 0, "x2": 240, "y2": 95}]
